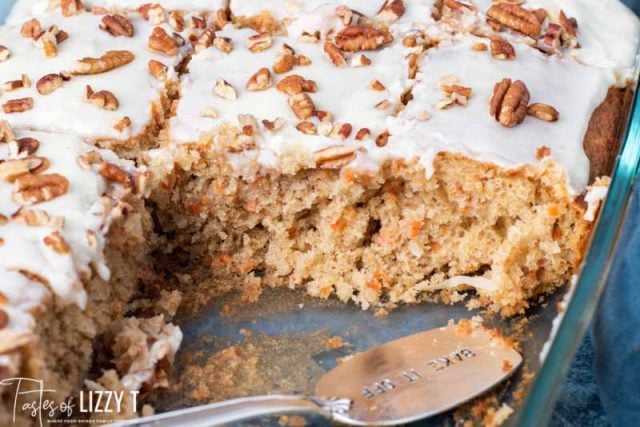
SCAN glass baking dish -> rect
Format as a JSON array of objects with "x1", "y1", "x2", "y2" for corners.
[{"x1": 1, "y1": 2, "x2": 639, "y2": 425}]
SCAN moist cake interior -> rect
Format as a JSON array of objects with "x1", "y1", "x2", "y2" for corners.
[{"x1": 0, "y1": 0, "x2": 638, "y2": 424}]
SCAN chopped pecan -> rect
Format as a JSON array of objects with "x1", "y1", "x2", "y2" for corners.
[
  {"x1": 15, "y1": 137, "x2": 40, "y2": 156},
  {"x1": 276, "y1": 75, "x2": 316, "y2": 95},
  {"x1": 376, "y1": 131, "x2": 390, "y2": 147},
  {"x1": 72, "y1": 50, "x2": 134, "y2": 75},
  {"x1": 535, "y1": 145, "x2": 551, "y2": 160},
  {"x1": 238, "y1": 114, "x2": 259, "y2": 136},
  {"x1": 98, "y1": 162, "x2": 130, "y2": 184},
  {"x1": 0, "y1": 157, "x2": 46, "y2": 182},
  {"x1": 558, "y1": 10, "x2": 578, "y2": 47},
  {"x1": 148, "y1": 27, "x2": 178, "y2": 56},
  {"x1": 300, "y1": 31, "x2": 321, "y2": 43},
  {"x1": 314, "y1": 146, "x2": 357, "y2": 169},
  {"x1": 200, "y1": 107, "x2": 219, "y2": 118},
  {"x1": 335, "y1": 26, "x2": 393, "y2": 52},
  {"x1": 351, "y1": 53, "x2": 371, "y2": 67},
  {"x1": 407, "y1": 52, "x2": 419, "y2": 79},
  {"x1": 2, "y1": 98, "x2": 33, "y2": 114},
  {"x1": 273, "y1": 53, "x2": 295, "y2": 74},
  {"x1": 491, "y1": 37, "x2": 516, "y2": 60},
  {"x1": 262, "y1": 118, "x2": 285, "y2": 132},
  {"x1": 13, "y1": 209, "x2": 64, "y2": 228},
  {"x1": 214, "y1": 37, "x2": 233, "y2": 53},
  {"x1": 13, "y1": 173, "x2": 69, "y2": 205},
  {"x1": 0, "y1": 120, "x2": 15, "y2": 142},
  {"x1": 113, "y1": 116, "x2": 131, "y2": 132},
  {"x1": 36, "y1": 73, "x2": 63, "y2": 95},
  {"x1": 61, "y1": 0, "x2": 84, "y2": 16},
  {"x1": 2, "y1": 74, "x2": 31, "y2": 92},
  {"x1": 194, "y1": 28, "x2": 215, "y2": 53},
  {"x1": 148, "y1": 60, "x2": 168, "y2": 81},
  {"x1": 355, "y1": 128, "x2": 371, "y2": 140},
  {"x1": 36, "y1": 29, "x2": 58, "y2": 58},
  {"x1": 147, "y1": 4, "x2": 166, "y2": 25},
  {"x1": 100, "y1": 14, "x2": 134, "y2": 37},
  {"x1": 288, "y1": 93, "x2": 315, "y2": 120},
  {"x1": 331, "y1": 123, "x2": 352, "y2": 140},
  {"x1": 375, "y1": 99, "x2": 391, "y2": 110},
  {"x1": 169, "y1": 10, "x2": 185, "y2": 32},
  {"x1": 402, "y1": 35, "x2": 418, "y2": 47},
  {"x1": 296, "y1": 54, "x2": 312, "y2": 66},
  {"x1": 376, "y1": 0, "x2": 405, "y2": 24},
  {"x1": 324, "y1": 42, "x2": 347, "y2": 67},
  {"x1": 0, "y1": 45, "x2": 10, "y2": 62},
  {"x1": 247, "y1": 68, "x2": 272, "y2": 91},
  {"x1": 527, "y1": 103, "x2": 559, "y2": 122},
  {"x1": 21, "y1": 19, "x2": 42, "y2": 39},
  {"x1": 489, "y1": 78, "x2": 530, "y2": 127},
  {"x1": 296, "y1": 121, "x2": 317, "y2": 135},
  {"x1": 43, "y1": 231, "x2": 71, "y2": 254},
  {"x1": 369, "y1": 80, "x2": 386, "y2": 91},
  {"x1": 472, "y1": 42, "x2": 488, "y2": 52},
  {"x1": 214, "y1": 79, "x2": 237, "y2": 100},
  {"x1": 247, "y1": 32, "x2": 273, "y2": 53},
  {"x1": 486, "y1": 3, "x2": 541, "y2": 37},
  {"x1": 85, "y1": 85, "x2": 119, "y2": 111}
]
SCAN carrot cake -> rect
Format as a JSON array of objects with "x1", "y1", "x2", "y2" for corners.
[{"x1": 0, "y1": 0, "x2": 638, "y2": 424}]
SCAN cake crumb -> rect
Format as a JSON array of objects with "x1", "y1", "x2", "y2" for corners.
[
  {"x1": 278, "y1": 415, "x2": 308, "y2": 426},
  {"x1": 324, "y1": 336, "x2": 346, "y2": 350}
]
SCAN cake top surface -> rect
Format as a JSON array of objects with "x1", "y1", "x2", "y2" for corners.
[
  {"x1": 166, "y1": 0, "x2": 639, "y2": 193},
  {"x1": 0, "y1": 126, "x2": 143, "y2": 355},
  {"x1": 0, "y1": 5, "x2": 194, "y2": 143}
]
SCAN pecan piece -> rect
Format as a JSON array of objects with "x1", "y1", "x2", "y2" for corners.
[
  {"x1": 113, "y1": 116, "x2": 131, "y2": 132},
  {"x1": 35, "y1": 29, "x2": 58, "y2": 58},
  {"x1": 276, "y1": 75, "x2": 317, "y2": 95},
  {"x1": 36, "y1": 73, "x2": 63, "y2": 95},
  {"x1": 324, "y1": 42, "x2": 347, "y2": 67},
  {"x1": 489, "y1": 78, "x2": 530, "y2": 127},
  {"x1": 0, "y1": 120, "x2": 15, "y2": 142},
  {"x1": 296, "y1": 121, "x2": 317, "y2": 135},
  {"x1": 100, "y1": 14, "x2": 134, "y2": 37},
  {"x1": 262, "y1": 118, "x2": 285, "y2": 132},
  {"x1": 486, "y1": 3, "x2": 541, "y2": 37},
  {"x1": 98, "y1": 162, "x2": 130, "y2": 184},
  {"x1": 355, "y1": 128, "x2": 371, "y2": 140},
  {"x1": 148, "y1": 27, "x2": 178, "y2": 56},
  {"x1": 13, "y1": 173, "x2": 69, "y2": 205},
  {"x1": 148, "y1": 60, "x2": 168, "y2": 81},
  {"x1": 247, "y1": 33, "x2": 273, "y2": 53},
  {"x1": 194, "y1": 28, "x2": 215, "y2": 53},
  {"x1": 43, "y1": 231, "x2": 71, "y2": 254},
  {"x1": 351, "y1": 53, "x2": 371, "y2": 67},
  {"x1": 61, "y1": 0, "x2": 84, "y2": 17},
  {"x1": 2, "y1": 98, "x2": 33, "y2": 114},
  {"x1": 213, "y1": 79, "x2": 237, "y2": 100},
  {"x1": 558, "y1": 10, "x2": 578, "y2": 47},
  {"x1": 169, "y1": 10, "x2": 185, "y2": 32},
  {"x1": 0, "y1": 45, "x2": 10, "y2": 62},
  {"x1": 85, "y1": 85, "x2": 119, "y2": 110},
  {"x1": 246, "y1": 68, "x2": 272, "y2": 91},
  {"x1": 527, "y1": 103, "x2": 559, "y2": 122},
  {"x1": 490, "y1": 37, "x2": 516, "y2": 60},
  {"x1": 314, "y1": 146, "x2": 357, "y2": 169},
  {"x1": 2, "y1": 74, "x2": 31, "y2": 92},
  {"x1": 21, "y1": 19, "x2": 42, "y2": 39},
  {"x1": 214, "y1": 37, "x2": 233, "y2": 53},
  {"x1": 273, "y1": 53, "x2": 296, "y2": 74},
  {"x1": 376, "y1": 0, "x2": 405, "y2": 24},
  {"x1": 335, "y1": 26, "x2": 393, "y2": 52},
  {"x1": 288, "y1": 93, "x2": 315, "y2": 120},
  {"x1": 0, "y1": 157, "x2": 46, "y2": 182},
  {"x1": 71, "y1": 50, "x2": 134, "y2": 75},
  {"x1": 15, "y1": 137, "x2": 40, "y2": 156}
]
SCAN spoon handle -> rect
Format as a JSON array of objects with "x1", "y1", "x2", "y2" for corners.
[{"x1": 110, "y1": 395, "x2": 352, "y2": 427}]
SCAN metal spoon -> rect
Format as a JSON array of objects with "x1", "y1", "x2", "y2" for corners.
[{"x1": 111, "y1": 322, "x2": 522, "y2": 426}]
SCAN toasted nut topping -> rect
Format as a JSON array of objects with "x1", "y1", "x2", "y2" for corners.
[
  {"x1": 148, "y1": 27, "x2": 178, "y2": 56},
  {"x1": 0, "y1": 120, "x2": 15, "y2": 142},
  {"x1": 536, "y1": 145, "x2": 551, "y2": 160},
  {"x1": 296, "y1": 54, "x2": 312, "y2": 66},
  {"x1": 13, "y1": 173, "x2": 69, "y2": 205},
  {"x1": 314, "y1": 146, "x2": 357, "y2": 169},
  {"x1": 375, "y1": 99, "x2": 390, "y2": 110},
  {"x1": 369, "y1": 80, "x2": 386, "y2": 91},
  {"x1": 15, "y1": 137, "x2": 40, "y2": 156},
  {"x1": 489, "y1": 78, "x2": 530, "y2": 127},
  {"x1": 147, "y1": 4, "x2": 166, "y2": 25},
  {"x1": 355, "y1": 128, "x2": 371, "y2": 140},
  {"x1": 0, "y1": 157, "x2": 45, "y2": 182},
  {"x1": 527, "y1": 103, "x2": 559, "y2": 122},
  {"x1": 21, "y1": 19, "x2": 42, "y2": 39},
  {"x1": 324, "y1": 42, "x2": 347, "y2": 67},
  {"x1": 85, "y1": 85, "x2": 119, "y2": 110},
  {"x1": 148, "y1": 60, "x2": 168, "y2": 81},
  {"x1": 558, "y1": 10, "x2": 578, "y2": 47},
  {"x1": 276, "y1": 75, "x2": 317, "y2": 95},
  {"x1": 36, "y1": 29, "x2": 58, "y2": 58},
  {"x1": 2, "y1": 74, "x2": 31, "y2": 92},
  {"x1": 273, "y1": 53, "x2": 296, "y2": 74},
  {"x1": 214, "y1": 79, "x2": 237, "y2": 100},
  {"x1": 100, "y1": 14, "x2": 134, "y2": 37},
  {"x1": 491, "y1": 37, "x2": 516, "y2": 60},
  {"x1": 376, "y1": 130, "x2": 390, "y2": 147},
  {"x1": 296, "y1": 121, "x2": 317, "y2": 135},
  {"x1": 61, "y1": 0, "x2": 84, "y2": 17},
  {"x1": 191, "y1": 15, "x2": 206, "y2": 29},
  {"x1": 238, "y1": 114, "x2": 259, "y2": 136},
  {"x1": 113, "y1": 116, "x2": 131, "y2": 132},
  {"x1": 407, "y1": 52, "x2": 419, "y2": 79},
  {"x1": 336, "y1": 5, "x2": 358, "y2": 26},
  {"x1": 402, "y1": 35, "x2": 418, "y2": 47},
  {"x1": 72, "y1": 50, "x2": 134, "y2": 75},
  {"x1": 315, "y1": 110, "x2": 333, "y2": 123},
  {"x1": 247, "y1": 68, "x2": 272, "y2": 91},
  {"x1": 288, "y1": 93, "x2": 315, "y2": 120},
  {"x1": 487, "y1": 3, "x2": 541, "y2": 37},
  {"x1": 13, "y1": 209, "x2": 64, "y2": 228},
  {"x1": 2, "y1": 98, "x2": 33, "y2": 114},
  {"x1": 376, "y1": 0, "x2": 405, "y2": 24},
  {"x1": 262, "y1": 118, "x2": 285, "y2": 132},
  {"x1": 201, "y1": 107, "x2": 219, "y2": 118},
  {"x1": 43, "y1": 231, "x2": 71, "y2": 254},
  {"x1": 335, "y1": 26, "x2": 393, "y2": 52},
  {"x1": 194, "y1": 28, "x2": 215, "y2": 53},
  {"x1": 300, "y1": 30, "x2": 321, "y2": 43},
  {"x1": 247, "y1": 32, "x2": 273, "y2": 53},
  {"x1": 36, "y1": 73, "x2": 63, "y2": 95},
  {"x1": 435, "y1": 98, "x2": 454, "y2": 110},
  {"x1": 76, "y1": 151, "x2": 102, "y2": 170},
  {"x1": 98, "y1": 162, "x2": 129, "y2": 184},
  {"x1": 0, "y1": 46, "x2": 10, "y2": 62},
  {"x1": 331, "y1": 123, "x2": 353, "y2": 140},
  {"x1": 214, "y1": 37, "x2": 233, "y2": 53},
  {"x1": 169, "y1": 10, "x2": 185, "y2": 32},
  {"x1": 472, "y1": 42, "x2": 488, "y2": 52},
  {"x1": 351, "y1": 53, "x2": 371, "y2": 67}
]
